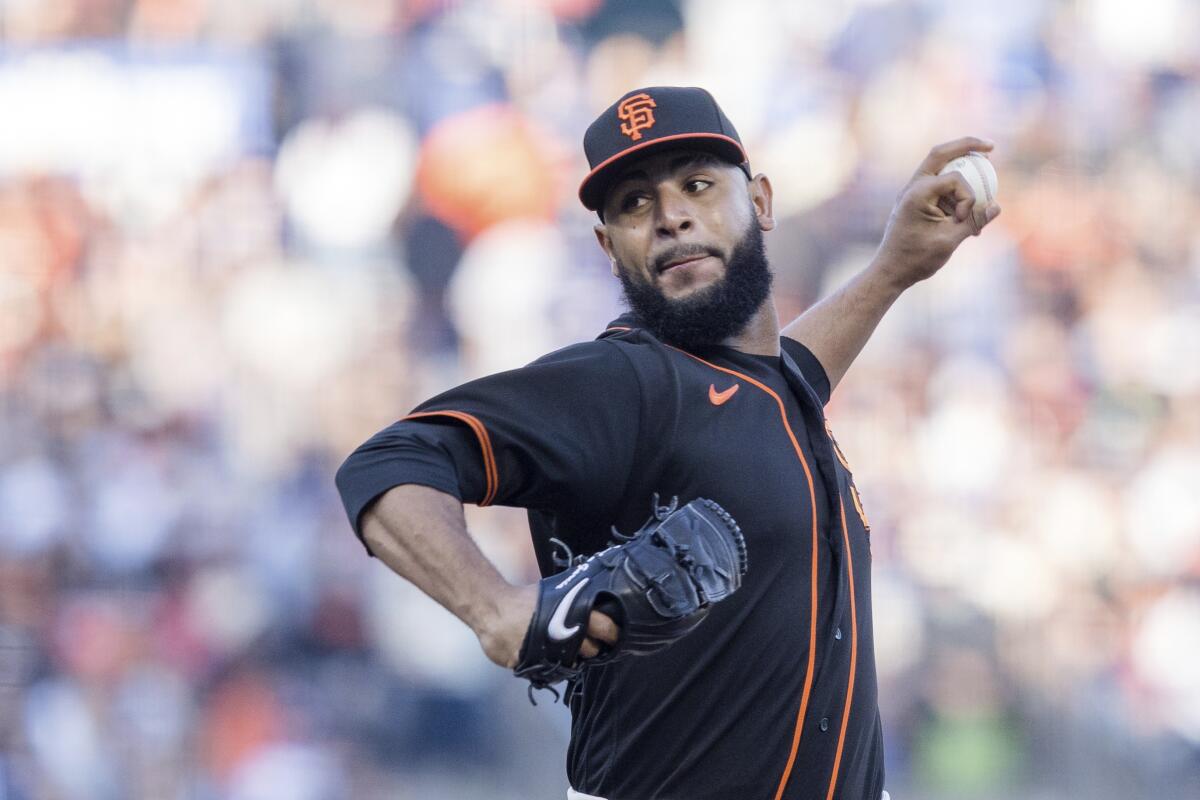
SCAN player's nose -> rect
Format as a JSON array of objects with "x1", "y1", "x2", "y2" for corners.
[{"x1": 653, "y1": 187, "x2": 694, "y2": 237}]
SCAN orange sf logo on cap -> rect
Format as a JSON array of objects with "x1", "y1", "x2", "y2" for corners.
[{"x1": 618, "y1": 93, "x2": 657, "y2": 141}]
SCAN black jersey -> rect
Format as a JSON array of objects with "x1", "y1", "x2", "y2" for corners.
[{"x1": 335, "y1": 313, "x2": 884, "y2": 800}]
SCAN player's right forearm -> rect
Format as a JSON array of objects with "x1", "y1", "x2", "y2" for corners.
[
  {"x1": 360, "y1": 484, "x2": 531, "y2": 664},
  {"x1": 779, "y1": 263, "x2": 906, "y2": 392}
]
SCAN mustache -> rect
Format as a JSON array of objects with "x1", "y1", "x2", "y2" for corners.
[{"x1": 652, "y1": 244, "x2": 721, "y2": 273}]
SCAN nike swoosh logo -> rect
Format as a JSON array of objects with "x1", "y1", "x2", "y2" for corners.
[
  {"x1": 709, "y1": 383, "x2": 739, "y2": 405},
  {"x1": 548, "y1": 577, "x2": 589, "y2": 641}
]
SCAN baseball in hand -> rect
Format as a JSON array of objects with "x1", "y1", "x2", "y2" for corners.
[{"x1": 938, "y1": 151, "x2": 998, "y2": 212}]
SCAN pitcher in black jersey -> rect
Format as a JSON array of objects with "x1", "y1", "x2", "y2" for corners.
[{"x1": 336, "y1": 86, "x2": 1001, "y2": 800}]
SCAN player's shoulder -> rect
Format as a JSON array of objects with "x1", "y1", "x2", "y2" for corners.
[
  {"x1": 525, "y1": 334, "x2": 633, "y2": 372},
  {"x1": 592, "y1": 313, "x2": 671, "y2": 357},
  {"x1": 512, "y1": 315, "x2": 681, "y2": 408},
  {"x1": 527, "y1": 314, "x2": 659, "y2": 368}
]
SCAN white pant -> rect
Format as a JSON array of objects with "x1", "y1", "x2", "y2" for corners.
[{"x1": 569, "y1": 789, "x2": 891, "y2": 799}]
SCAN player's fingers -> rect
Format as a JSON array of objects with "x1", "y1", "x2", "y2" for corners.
[
  {"x1": 974, "y1": 201, "x2": 1001, "y2": 234},
  {"x1": 587, "y1": 610, "x2": 620, "y2": 645},
  {"x1": 971, "y1": 202, "x2": 987, "y2": 234},
  {"x1": 914, "y1": 136, "x2": 995, "y2": 177},
  {"x1": 579, "y1": 637, "x2": 600, "y2": 659},
  {"x1": 959, "y1": 201, "x2": 1001, "y2": 240},
  {"x1": 924, "y1": 172, "x2": 976, "y2": 221},
  {"x1": 936, "y1": 194, "x2": 956, "y2": 218},
  {"x1": 956, "y1": 195, "x2": 974, "y2": 224}
]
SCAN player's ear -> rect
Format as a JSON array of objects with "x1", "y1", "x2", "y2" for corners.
[
  {"x1": 749, "y1": 173, "x2": 776, "y2": 232},
  {"x1": 594, "y1": 224, "x2": 619, "y2": 277}
]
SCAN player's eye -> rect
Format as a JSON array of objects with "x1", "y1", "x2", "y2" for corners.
[
  {"x1": 620, "y1": 192, "x2": 650, "y2": 212},
  {"x1": 684, "y1": 178, "x2": 713, "y2": 193}
]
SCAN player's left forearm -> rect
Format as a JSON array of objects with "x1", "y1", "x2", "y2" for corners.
[{"x1": 779, "y1": 256, "x2": 908, "y2": 393}]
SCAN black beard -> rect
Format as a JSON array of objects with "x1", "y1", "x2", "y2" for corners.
[{"x1": 617, "y1": 220, "x2": 773, "y2": 352}]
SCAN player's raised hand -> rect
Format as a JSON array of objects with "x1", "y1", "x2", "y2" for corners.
[{"x1": 874, "y1": 137, "x2": 1002, "y2": 288}]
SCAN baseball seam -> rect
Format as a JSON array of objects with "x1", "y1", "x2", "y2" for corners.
[{"x1": 965, "y1": 155, "x2": 993, "y2": 204}]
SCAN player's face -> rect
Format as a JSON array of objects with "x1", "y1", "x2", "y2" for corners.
[
  {"x1": 594, "y1": 149, "x2": 775, "y2": 301},
  {"x1": 594, "y1": 149, "x2": 778, "y2": 351}
]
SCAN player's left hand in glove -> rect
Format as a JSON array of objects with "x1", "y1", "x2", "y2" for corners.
[{"x1": 513, "y1": 495, "x2": 747, "y2": 702}]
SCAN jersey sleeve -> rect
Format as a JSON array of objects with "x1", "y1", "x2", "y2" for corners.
[
  {"x1": 334, "y1": 340, "x2": 642, "y2": 554},
  {"x1": 334, "y1": 419, "x2": 488, "y2": 554},
  {"x1": 780, "y1": 336, "x2": 832, "y2": 406}
]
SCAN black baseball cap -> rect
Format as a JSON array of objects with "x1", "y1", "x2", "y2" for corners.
[{"x1": 579, "y1": 86, "x2": 751, "y2": 212}]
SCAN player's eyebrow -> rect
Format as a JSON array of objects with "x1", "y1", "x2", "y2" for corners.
[{"x1": 614, "y1": 153, "x2": 720, "y2": 188}]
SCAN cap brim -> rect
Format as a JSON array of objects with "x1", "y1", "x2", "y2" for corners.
[{"x1": 578, "y1": 133, "x2": 749, "y2": 211}]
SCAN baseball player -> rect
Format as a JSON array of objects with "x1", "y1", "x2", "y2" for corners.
[{"x1": 335, "y1": 86, "x2": 1001, "y2": 800}]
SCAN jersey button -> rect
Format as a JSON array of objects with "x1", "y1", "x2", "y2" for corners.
[
  {"x1": 819, "y1": 717, "x2": 829, "y2": 732},
  {"x1": 835, "y1": 627, "x2": 843, "y2": 640}
]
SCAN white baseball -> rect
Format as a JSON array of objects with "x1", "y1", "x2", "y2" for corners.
[{"x1": 938, "y1": 151, "x2": 998, "y2": 210}]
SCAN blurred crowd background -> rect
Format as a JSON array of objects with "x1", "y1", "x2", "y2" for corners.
[{"x1": 1, "y1": 0, "x2": 1199, "y2": 798}]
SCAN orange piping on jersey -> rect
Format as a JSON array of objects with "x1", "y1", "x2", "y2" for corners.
[
  {"x1": 662, "y1": 346, "x2": 820, "y2": 800},
  {"x1": 824, "y1": 498, "x2": 859, "y2": 800},
  {"x1": 830, "y1": 440, "x2": 851, "y2": 470},
  {"x1": 825, "y1": 421, "x2": 870, "y2": 531},
  {"x1": 604, "y1": 326, "x2": 633, "y2": 333},
  {"x1": 403, "y1": 411, "x2": 498, "y2": 506},
  {"x1": 849, "y1": 483, "x2": 871, "y2": 532},
  {"x1": 825, "y1": 421, "x2": 852, "y2": 471}
]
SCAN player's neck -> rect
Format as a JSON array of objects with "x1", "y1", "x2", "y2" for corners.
[{"x1": 720, "y1": 298, "x2": 780, "y2": 357}]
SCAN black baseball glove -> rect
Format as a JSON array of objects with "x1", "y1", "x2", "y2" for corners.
[{"x1": 513, "y1": 495, "x2": 748, "y2": 702}]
